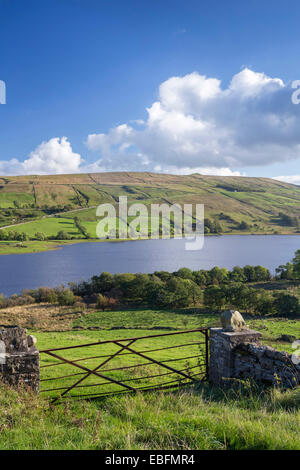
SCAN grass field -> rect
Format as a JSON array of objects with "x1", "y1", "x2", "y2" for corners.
[
  {"x1": 0, "y1": 238, "x2": 112, "y2": 255},
  {"x1": 9, "y1": 217, "x2": 82, "y2": 238},
  {"x1": 0, "y1": 306, "x2": 299, "y2": 450},
  {"x1": 38, "y1": 328, "x2": 207, "y2": 401},
  {"x1": 0, "y1": 240, "x2": 79, "y2": 255}
]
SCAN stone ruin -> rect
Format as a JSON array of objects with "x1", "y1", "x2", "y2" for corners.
[{"x1": 0, "y1": 326, "x2": 39, "y2": 392}]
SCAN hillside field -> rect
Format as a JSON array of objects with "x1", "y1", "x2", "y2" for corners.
[{"x1": 0, "y1": 173, "x2": 299, "y2": 252}]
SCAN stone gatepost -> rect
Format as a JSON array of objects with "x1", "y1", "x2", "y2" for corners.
[
  {"x1": 0, "y1": 326, "x2": 39, "y2": 392},
  {"x1": 209, "y1": 328, "x2": 262, "y2": 385}
]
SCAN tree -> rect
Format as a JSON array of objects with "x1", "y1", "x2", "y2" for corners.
[
  {"x1": 203, "y1": 285, "x2": 226, "y2": 311},
  {"x1": 57, "y1": 289, "x2": 75, "y2": 306},
  {"x1": 145, "y1": 279, "x2": 172, "y2": 308},
  {"x1": 243, "y1": 265, "x2": 256, "y2": 282},
  {"x1": 96, "y1": 294, "x2": 109, "y2": 311},
  {"x1": 35, "y1": 232, "x2": 46, "y2": 241},
  {"x1": 204, "y1": 218, "x2": 222, "y2": 234},
  {"x1": 239, "y1": 220, "x2": 250, "y2": 231},
  {"x1": 275, "y1": 249, "x2": 300, "y2": 280},
  {"x1": 0, "y1": 230, "x2": 7, "y2": 240},
  {"x1": 37, "y1": 287, "x2": 57, "y2": 303},
  {"x1": 276, "y1": 262, "x2": 295, "y2": 280},
  {"x1": 208, "y1": 267, "x2": 228, "y2": 285},
  {"x1": 274, "y1": 294, "x2": 300, "y2": 318},
  {"x1": 153, "y1": 271, "x2": 172, "y2": 282},
  {"x1": 278, "y1": 212, "x2": 298, "y2": 227},
  {"x1": 224, "y1": 284, "x2": 256, "y2": 313},
  {"x1": 175, "y1": 267, "x2": 194, "y2": 280},
  {"x1": 229, "y1": 266, "x2": 246, "y2": 283},
  {"x1": 253, "y1": 290, "x2": 275, "y2": 316},
  {"x1": 185, "y1": 280, "x2": 202, "y2": 305},
  {"x1": 165, "y1": 278, "x2": 186, "y2": 308},
  {"x1": 128, "y1": 274, "x2": 150, "y2": 302},
  {"x1": 114, "y1": 273, "x2": 137, "y2": 301},
  {"x1": 292, "y1": 249, "x2": 300, "y2": 279},
  {"x1": 55, "y1": 230, "x2": 71, "y2": 240},
  {"x1": 193, "y1": 270, "x2": 209, "y2": 287},
  {"x1": 90, "y1": 272, "x2": 115, "y2": 294}
]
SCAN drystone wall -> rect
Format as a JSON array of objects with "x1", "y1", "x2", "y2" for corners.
[
  {"x1": 210, "y1": 327, "x2": 299, "y2": 388},
  {"x1": 0, "y1": 326, "x2": 39, "y2": 392}
]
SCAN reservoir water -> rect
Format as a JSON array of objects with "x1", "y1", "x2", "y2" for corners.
[{"x1": 0, "y1": 235, "x2": 299, "y2": 296}]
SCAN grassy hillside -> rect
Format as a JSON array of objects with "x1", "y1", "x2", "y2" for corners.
[{"x1": 0, "y1": 172, "x2": 299, "y2": 242}]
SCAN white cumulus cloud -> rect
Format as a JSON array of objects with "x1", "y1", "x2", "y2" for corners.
[
  {"x1": 1, "y1": 68, "x2": 300, "y2": 177},
  {"x1": 0, "y1": 137, "x2": 82, "y2": 176},
  {"x1": 273, "y1": 175, "x2": 300, "y2": 185},
  {"x1": 86, "y1": 68, "x2": 300, "y2": 174}
]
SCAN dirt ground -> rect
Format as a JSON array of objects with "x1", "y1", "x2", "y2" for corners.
[{"x1": 0, "y1": 303, "x2": 83, "y2": 331}]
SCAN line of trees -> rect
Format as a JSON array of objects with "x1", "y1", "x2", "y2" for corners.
[
  {"x1": 0, "y1": 230, "x2": 28, "y2": 241},
  {"x1": 0, "y1": 229, "x2": 76, "y2": 241},
  {"x1": 276, "y1": 249, "x2": 300, "y2": 280},
  {"x1": 74, "y1": 216, "x2": 90, "y2": 238},
  {"x1": 65, "y1": 259, "x2": 299, "y2": 317}
]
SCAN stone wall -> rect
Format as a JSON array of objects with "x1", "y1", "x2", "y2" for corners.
[
  {"x1": 0, "y1": 326, "x2": 39, "y2": 392},
  {"x1": 234, "y1": 342, "x2": 300, "y2": 388},
  {"x1": 210, "y1": 327, "x2": 300, "y2": 388}
]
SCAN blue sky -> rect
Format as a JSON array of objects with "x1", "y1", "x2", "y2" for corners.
[{"x1": 0, "y1": 0, "x2": 300, "y2": 182}]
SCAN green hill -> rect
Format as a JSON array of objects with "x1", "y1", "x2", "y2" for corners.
[{"x1": 0, "y1": 172, "x2": 299, "y2": 238}]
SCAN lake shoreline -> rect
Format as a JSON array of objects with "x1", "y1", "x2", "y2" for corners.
[
  {"x1": 0, "y1": 230, "x2": 299, "y2": 256},
  {"x1": 0, "y1": 234, "x2": 299, "y2": 296}
]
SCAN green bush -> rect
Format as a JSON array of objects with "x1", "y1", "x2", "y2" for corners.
[{"x1": 57, "y1": 289, "x2": 75, "y2": 306}]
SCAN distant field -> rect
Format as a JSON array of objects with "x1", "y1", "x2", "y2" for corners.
[
  {"x1": 0, "y1": 240, "x2": 61, "y2": 255},
  {"x1": 10, "y1": 217, "x2": 81, "y2": 238},
  {"x1": 0, "y1": 172, "x2": 299, "y2": 243}
]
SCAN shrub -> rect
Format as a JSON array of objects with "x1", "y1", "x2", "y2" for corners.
[
  {"x1": 274, "y1": 294, "x2": 300, "y2": 318},
  {"x1": 57, "y1": 289, "x2": 75, "y2": 306},
  {"x1": 37, "y1": 287, "x2": 58, "y2": 303},
  {"x1": 96, "y1": 294, "x2": 109, "y2": 311}
]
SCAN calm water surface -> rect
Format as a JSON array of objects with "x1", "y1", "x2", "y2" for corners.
[{"x1": 0, "y1": 235, "x2": 299, "y2": 296}]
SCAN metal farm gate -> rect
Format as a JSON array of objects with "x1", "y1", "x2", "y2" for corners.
[{"x1": 39, "y1": 328, "x2": 209, "y2": 402}]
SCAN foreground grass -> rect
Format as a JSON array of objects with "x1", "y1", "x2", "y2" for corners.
[{"x1": 0, "y1": 382, "x2": 299, "y2": 450}]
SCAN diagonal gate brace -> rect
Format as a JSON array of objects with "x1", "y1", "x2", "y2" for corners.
[
  {"x1": 114, "y1": 341, "x2": 196, "y2": 383},
  {"x1": 46, "y1": 339, "x2": 137, "y2": 402}
]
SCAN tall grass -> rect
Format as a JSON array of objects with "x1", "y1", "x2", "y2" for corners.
[{"x1": 0, "y1": 381, "x2": 299, "y2": 450}]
